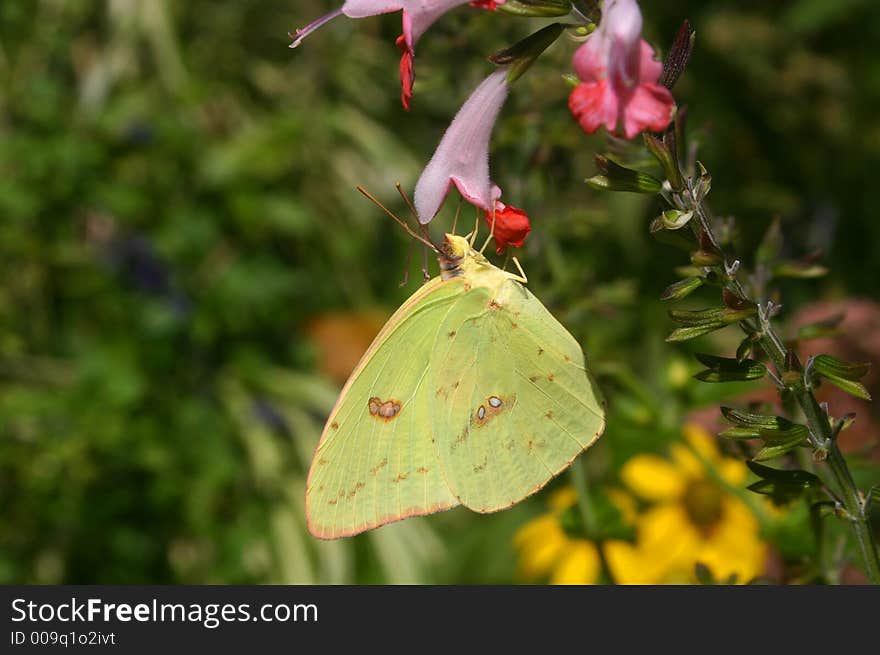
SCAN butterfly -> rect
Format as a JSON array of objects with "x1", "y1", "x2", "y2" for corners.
[{"x1": 306, "y1": 230, "x2": 605, "y2": 538}]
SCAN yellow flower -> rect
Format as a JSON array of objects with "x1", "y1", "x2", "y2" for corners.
[
  {"x1": 607, "y1": 424, "x2": 768, "y2": 584},
  {"x1": 513, "y1": 488, "x2": 623, "y2": 585}
]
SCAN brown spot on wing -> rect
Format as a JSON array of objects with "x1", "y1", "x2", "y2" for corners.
[
  {"x1": 393, "y1": 472, "x2": 409, "y2": 483},
  {"x1": 529, "y1": 375, "x2": 538, "y2": 383},
  {"x1": 370, "y1": 457, "x2": 388, "y2": 476},
  {"x1": 368, "y1": 396, "x2": 403, "y2": 421},
  {"x1": 416, "y1": 466, "x2": 429, "y2": 474},
  {"x1": 447, "y1": 330, "x2": 457, "y2": 338},
  {"x1": 473, "y1": 456, "x2": 488, "y2": 473},
  {"x1": 346, "y1": 481, "x2": 365, "y2": 499},
  {"x1": 538, "y1": 348, "x2": 544, "y2": 356},
  {"x1": 330, "y1": 422, "x2": 339, "y2": 430}
]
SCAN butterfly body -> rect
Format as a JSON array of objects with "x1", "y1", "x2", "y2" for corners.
[{"x1": 306, "y1": 235, "x2": 605, "y2": 539}]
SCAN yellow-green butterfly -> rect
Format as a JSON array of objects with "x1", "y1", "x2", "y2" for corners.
[{"x1": 306, "y1": 232, "x2": 605, "y2": 539}]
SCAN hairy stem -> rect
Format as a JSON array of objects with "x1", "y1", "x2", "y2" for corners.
[{"x1": 672, "y1": 186, "x2": 880, "y2": 584}]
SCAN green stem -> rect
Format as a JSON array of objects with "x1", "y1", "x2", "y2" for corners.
[
  {"x1": 674, "y1": 189, "x2": 880, "y2": 584},
  {"x1": 570, "y1": 459, "x2": 617, "y2": 585}
]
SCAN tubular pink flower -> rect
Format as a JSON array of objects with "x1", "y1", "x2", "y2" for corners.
[
  {"x1": 291, "y1": 1, "x2": 495, "y2": 108},
  {"x1": 568, "y1": 0, "x2": 674, "y2": 139},
  {"x1": 414, "y1": 69, "x2": 508, "y2": 224}
]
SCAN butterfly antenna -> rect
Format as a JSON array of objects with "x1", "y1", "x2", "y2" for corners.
[
  {"x1": 357, "y1": 186, "x2": 437, "y2": 251},
  {"x1": 479, "y1": 204, "x2": 496, "y2": 254},
  {"x1": 395, "y1": 183, "x2": 436, "y2": 246}
]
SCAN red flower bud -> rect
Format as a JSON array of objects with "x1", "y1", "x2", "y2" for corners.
[{"x1": 484, "y1": 202, "x2": 531, "y2": 254}]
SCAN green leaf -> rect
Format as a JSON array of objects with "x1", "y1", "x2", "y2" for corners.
[
  {"x1": 643, "y1": 132, "x2": 683, "y2": 190},
  {"x1": 587, "y1": 155, "x2": 662, "y2": 194},
  {"x1": 669, "y1": 306, "x2": 756, "y2": 327},
  {"x1": 721, "y1": 407, "x2": 791, "y2": 430},
  {"x1": 773, "y1": 262, "x2": 828, "y2": 278},
  {"x1": 746, "y1": 460, "x2": 821, "y2": 486},
  {"x1": 490, "y1": 23, "x2": 566, "y2": 83},
  {"x1": 666, "y1": 323, "x2": 726, "y2": 342},
  {"x1": 811, "y1": 354, "x2": 872, "y2": 400},
  {"x1": 719, "y1": 426, "x2": 762, "y2": 440},
  {"x1": 752, "y1": 436, "x2": 805, "y2": 461},
  {"x1": 694, "y1": 354, "x2": 767, "y2": 382},
  {"x1": 660, "y1": 209, "x2": 694, "y2": 230},
  {"x1": 660, "y1": 276, "x2": 704, "y2": 301},
  {"x1": 694, "y1": 562, "x2": 716, "y2": 585},
  {"x1": 496, "y1": 0, "x2": 574, "y2": 17}
]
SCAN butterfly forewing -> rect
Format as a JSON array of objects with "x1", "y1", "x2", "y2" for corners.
[
  {"x1": 430, "y1": 279, "x2": 605, "y2": 512},
  {"x1": 306, "y1": 278, "x2": 464, "y2": 539}
]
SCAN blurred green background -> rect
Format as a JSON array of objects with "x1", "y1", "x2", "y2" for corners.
[{"x1": 1, "y1": 0, "x2": 879, "y2": 584}]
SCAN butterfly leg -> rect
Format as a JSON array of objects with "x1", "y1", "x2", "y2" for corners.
[{"x1": 510, "y1": 256, "x2": 528, "y2": 284}]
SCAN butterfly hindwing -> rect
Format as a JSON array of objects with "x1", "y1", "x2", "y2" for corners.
[
  {"x1": 306, "y1": 278, "x2": 463, "y2": 539},
  {"x1": 430, "y1": 278, "x2": 605, "y2": 512}
]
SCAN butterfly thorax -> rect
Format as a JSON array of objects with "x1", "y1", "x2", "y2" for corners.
[{"x1": 439, "y1": 234, "x2": 519, "y2": 293}]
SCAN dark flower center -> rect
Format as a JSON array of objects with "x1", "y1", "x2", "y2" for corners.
[{"x1": 683, "y1": 478, "x2": 724, "y2": 532}]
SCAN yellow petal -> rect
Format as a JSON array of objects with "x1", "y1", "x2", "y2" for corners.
[
  {"x1": 672, "y1": 424, "x2": 721, "y2": 477},
  {"x1": 550, "y1": 541, "x2": 600, "y2": 585},
  {"x1": 638, "y1": 504, "x2": 704, "y2": 581},
  {"x1": 605, "y1": 541, "x2": 652, "y2": 585},
  {"x1": 548, "y1": 487, "x2": 578, "y2": 512},
  {"x1": 695, "y1": 498, "x2": 767, "y2": 583},
  {"x1": 620, "y1": 455, "x2": 686, "y2": 502},
  {"x1": 717, "y1": 457, "x2": 748, "y2": 486},
  {"x1": 607, "y1": 487, "x2": 638, "y2": 525},
  {"x1": 513, "y1": 515, "x2": 567, "y2": 579}
]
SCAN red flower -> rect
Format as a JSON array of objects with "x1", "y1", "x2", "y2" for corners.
[
  {"x1": 469, "y1": 0, "x2": 500, "y2": 9},
  {"x1": 395, "y1": 35, "x2": 414, "y2": 110},
  {"x1": 484, "y1": 202, "x2": 531, "y2": 254}
]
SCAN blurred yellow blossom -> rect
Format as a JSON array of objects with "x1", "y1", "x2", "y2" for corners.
[
  {"x1": 514, "y1": 425, "x2": 768, "y2": 585},
  {"x1": 607, "y1": 424, "x2": 768, "y2": 584},
  {"x1": 514, "y1": 487, "x2": 631, "y2": 585}
]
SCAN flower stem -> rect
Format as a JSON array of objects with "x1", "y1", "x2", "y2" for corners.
[
  {"x1": 671, "y1": 187, "x2": 880, "y2": 584},
  {"x1": 570, "y1": 458, "x2": 617, "y2": 584}
]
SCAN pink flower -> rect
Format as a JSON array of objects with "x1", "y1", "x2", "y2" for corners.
[
  {"x1": 568, "y1": 0, "x2": 674, "y2": 139},
  {"x1": 291, "y1": 1, "x2": 496, "y2": 109}
]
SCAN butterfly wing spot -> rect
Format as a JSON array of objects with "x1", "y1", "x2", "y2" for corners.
[
  {"x1": 370, "y1": 457, "x2": 388, "y2": 476},
  {"x1": 451, "y1": 426, "x2": 469, "y2": 451},
  {"x1": 537, "y1": 348, "x2": 544, "y2": 356},
  {"x1": 435, "y1": 385, "x2": 450, "y2": 399},
  {"x1": 471, "y1": 393, "x2": 516, "y2": 427},
  {"x1": 393, "y1": 472, "x2": 409, "y2": 483},
  {"x1": 447, "y1": 330, "x2": 457, "y2": 338},
  {"x1": 346, "y1": 481, "x2": 366, "y2": 499},
  {"x1": 473, "y1": 456, "x2": 488, "y2": 473},
  {"x1": 547, "y1": 373, "x2": 555, "y2": 382},
  {"x1": 488, "y1": 299, "x2": 502, "y2": 310},
  {"x1": 330, "y1": 422, "x2": 339, "y2": 430},
  {"x1": 563, "y1": 354, "x2": 571, "y2": 362},
  {"x1": 368, "y1": 396, "x2": 403, "y2": 420},
  {"x1": 416, "y1": 466, "x2": 430, "y2": 474},
  {"x1": 528, "y1": 375, "x2": 538, "y2": 383},
  {"x1": 328, "y1": 499, "x2": 338, "y2": 506},
  {"x1": 317, "y1": 458, "x2": 329, "y2": 466},
  {"x1": 545, "y1": 410, "x2": 554, "y2": 419}
]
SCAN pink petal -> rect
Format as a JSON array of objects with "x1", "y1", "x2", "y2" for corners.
[
  {"x1": 414, "y1": 69, "x2": 509, "y2": 224},
  {"x1": 568, "y1": 80, "x2": 618, "y2": 135},
  {"x1": 621, "y1": 83, "x2": 675, "y2": 138},
  {"x1": 572, "y1": 38, "x2": 605, "y2": 82},
  {"x1": 637, "y1": 39, "x2": 663, "y2": 84}
]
